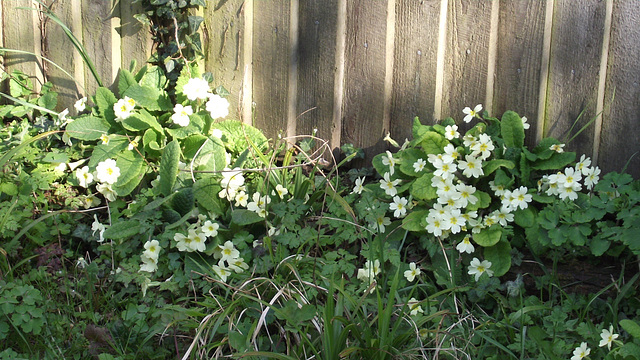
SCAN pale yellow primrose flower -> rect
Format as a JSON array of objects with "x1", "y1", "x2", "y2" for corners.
[
  {"x1": 571, "y1": 342, "x2": 590, "y2": 360},
  {"x1": 404, "y1": 262, "x2": 421, "y2": 282},
  {"x1": 463, "y1": 104, "x2": 482, "y2": 123},
  {"x1": 206, "y1": 94, "x2": 230, "y2": 119},
  {"x1": 599, "y1": 324, "x2": 619, "y2": 350},
  {"x1": 468, "y1": 258, "x2": 494, "y2": 281}
]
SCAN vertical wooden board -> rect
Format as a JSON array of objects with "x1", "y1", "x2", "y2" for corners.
[
  {"x1": 543, "y1": 0, "x2": 605, "y2": 158},
  {"x1": 251, "y1": 1, "x2": 290, "y2": 140},
  {"x1": 204, "y1": 0, "x2": 245, "y2": 122},
  {"x1": 493, "y1": 1, "x2": 546, "y2": 148},
  {"x1": 441, "y1": 0, "x2": 492, "y2": 127},
  {"x1": 81, "y1": 0, "x2": 117, "y2": 94},
  {"x1": 2, "y1": 1, "x2": 43, "y2": 88},
  {"x1": 600, "y1": 1, "x2": 640, "y2": 177},
  {"x1": 390, "y1": 0, "x2": 440, "y2": 142},
  {"x1": 44, "y1": 0, "x2": 83, "y2": 111},
  {"x1": 296, "y1": 0, "x2": 338, "y2": 144},
  {"x1": 342, "y1": 0, "x2": 388, "y2": 164},
  {"x1": 119, "y1": 0, "x2": 152, "y2": 72}
]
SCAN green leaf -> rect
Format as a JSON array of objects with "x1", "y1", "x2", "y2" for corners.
[
  {"x1": 514, "y1": 207, "x2": 536, "y2": 228},
  {"x1": 466, "y1": 190, "x2": 491, "y2": 211},
  {"x1": 190, "y1": 136, "x2": 227, "y2": 172},
  {"x1": 483, "y1": 241, "x2": 511, "y2": 277},
  {"x1": 94, "y1": 87, "x2": 117, "y2": 121},
  {"x1": 37, "y1": 91, "x2": 57, "y2": 110},
  {"x1": 159, "y1": 140, "x2": 181, "y2": 196},
  {"x1": 483, "y1": 159, "x2": 515, "y2": 177},
  {"x1": 211, "y1": 120, "x2": 268, "y2": 154},
  {"x1": 410, "y1": 173, "x2": 437, "y2": 200},
  {"x1": 172, "y1": 188, "x2": 194, "y2": 216},
  {"x1": 500, "y1": 110, "x2": 525, "y2": 148},
  {"x1": 88, "y1": 138, "x2": 128, "y2": 167},
  {"x1": 402, "y1": 210, "x2": 429, "y2": 232},
  {"x1": 417, "y1": 131, "x2": 449, "y2": 154},
  {"x1": 474, "y1": 227, "x2": 502, "y2": 247},
  {"x1": 232, "y1": 209, "x2": 264, "y2": 226},
  {"x1": 531, "y1": 152, "x2": 576, "y2": 171},
  {"x1": 103, "y1": 219, "x2": 140, "y2": 240},
  {"x1": 143, "y1": 128, "x2": 162, "y2": 157},
  {"x1": 118, "y1": 68, "x2": 138, "y2": 96},
  {"x1": 123, "y1": 83, "x2": 172, "y2": 111},
  {"x1": 165, "y1": 114, "x2": 205, "y2": 139},
  {"x1": 192, "y1": 177, "x2": 226, "y2": 216},
  {"x1": 412, "y1": 116, "x2": 432, "y2": 139},
  {"x1": 182, "y1": 134, "x2": 209, "y2": 159},
  {"x1": 114, "y1": 150, "x2": 145, "y2": 188},
  {"x1": 399, "y1": 148, "x2": 430, "y2": 176},
  {"x1": 589, "y1": 236, "x2": 610, "y2": 256},
  {"x1": 620, "y1": 319, "x2": 640, "y2": 340},
  {"x1": 66, "y1": 115, "x2": 111, "y2": 140}
]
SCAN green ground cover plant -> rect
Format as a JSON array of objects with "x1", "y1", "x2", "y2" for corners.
[{"x1": 1, "y1": 1, "x2": 640, "y2": 359}]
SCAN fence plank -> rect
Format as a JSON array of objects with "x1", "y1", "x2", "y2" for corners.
[
  {"x1": 81, "y1": 0, "x2": 118, "y2": 94},
  {"x1": 342, "y1": 0, "x2": 388, "y2": 164},
  {"x1": 204, "y1": 0, "x2": 245, "y2": 123},
  {"x1": 600, "y1": 1, "x2": 640, "y2": 178},
  {"x1": 2, "y1": 1, "x2": 44, "y2": 91},
  {"x1": 493, "y1": 0, "x2": 546, "y2": 148},
  {"x1": 45, "y1": 0, "x2": 83, "y2": 112},
  {"x1": 118, "y1": 0, "x2": 152, "y2": 74},
  {"x1": 543, "y1": 0, "x2": 605, "y2": 158},
  {"x1": 441, "y1": 0, "x2": 492, "y2": 129},
  {"x1": 390, "y1": 0, "x2": 440, "y2": 142},
  {"x1": 296, "y1": 0, "x2": 338, "y2": 149},
  {"x1": 251, "y1": 1, "x2": 290, "y2": 141}
]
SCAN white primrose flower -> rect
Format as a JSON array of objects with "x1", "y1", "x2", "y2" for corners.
[
  {"x1": 425, "y1": 211, "x2": 446, "y2": 237},
  {"x1": 583, "y1": 166, "x2": 601, "y2": 190},
  {"x1": 83, "y1": 194, "x2": 101, "y2": 209},
  {"x1": 444, "y1": 124, "x2": 460, "y2": 140},
  {"x1": 389, "y1": 196, "x2": 408, "y2": 218},
  {"x1": 413, "y1": 158, "x2": 426, "y2": 173},
  {"x1": 373, "y1": 215, "x2": 391, "y2": 233},
  {"x1": 174, "y1": 232, "x2": 194, "y2": 252},
  {"x1": 218, "y1": 241, "x2": 240, "y2": 263},
  {"x1": 470, "y1": 133, "x2": 494, "y2": 160},
  {"x1": 442, "y1": 208, "x2": 466, "y2": 234},
  {"x1": 381, "y1": 150, "x2": 398, "y2": 175},
  {"x1": 575, "y1": 154, "x2": 592, "y2": 175},
  {"x1": 57, "y1": 108, "x2": 70, "y2": 125},
  {"x1": 468, "y1": 257, "x2": 494, "y2": 281},
  {"x1": 456, "y1": 235, "x2": 475, "y2": 254},
  {"x1": 432, "y1": 157, "x2": 457, "y2": 179},
  {"x1": 143, "y1": 239, "x2": 161, "y2": 261},
  {"x1": 228, "y1": 258, "x2": 250, "y2": 273},
  {"x1": 357, "y1": 259, "x2": 381, "y2": 285},
  {"x1": 211, "y1": 264, "x2": 231, "y2": 282},
  {"x1": 114, "y1": 97, "x2": 135, "y2": 121},
  {"x1": 549, "y1": 143, "x2": 565, "y2": 153},
  {"x1": 210, "y1": 128, "x2": 223, "y2": 138},
  {"x1": 275, "y1": 184, "x2": 289, "y2": 199},
  {"x1": 171, "y1": 104, "x2": 193, "y2": 126},
  {"x1": 379, "y1": 172, "x2": 400, "y2": 197},
  {"x1": 74, "y1": 97, "x2": 87, "y2": 112},
  {"x1": 599, "y1": 324, "x2": 619, "y2": 351},
  {"x1": 463, "y1": 104, "x2": 482, "y2": 123},
  {"x1": 571, "y1": 342, "x2": 590, "y2": 360},
  {"x1": 201, "y1": 220, "x2": 220, "y2": 238},
  {"x1": 206, "y1": 94, "x2": 230, "y2": 119},
  {"x1": 183, "y1": 77, "x2": 211, "y2": 101},
  {"x1": 455, "y1": 183, "x2": 478, "y2": 208},
  {"x1": 234, "y1": 191, "x2": 249, "y2": 207},
  {"x1": 404, "y1": 262, "x2": 421, "y2": 282},
  {"x1": 91, "y1": 215, "x2": 106, "y2": 243},
  {"x1": 96, "y1": 182, "x2": 117, "y2": 202},
  {"x1": 75, "y1": 166, "x2": 94, "y2": 188},
  {"x1": 458, "y1": 154, "x2": 484, "y2": 178},
  {"x1": 352, "y1": 176, "x2": 365, "y2": 195},
  {"x1": 521, "y1": 116, "x2": 531, "y2": 130},
  {"x1": 95, "y1": 159, "x2": 120, "y2": 185},
  {"x1": 407, "y1": 297, "x2": 424, "y2": 316},
  {"x1": 187, "y1": 229, "x2": 207, "y2": 252},
  {"x1": 139, "y1": 254, "x2": 158, "y2": 273}
]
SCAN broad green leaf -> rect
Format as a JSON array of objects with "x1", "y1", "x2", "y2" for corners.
[
  {"x1": 117, "y1": 68, "x2": 138, "y2": 96},
  {"x1": 620, "y1": 319, "x2": 640, "y2": 339},
  {"x1": 211, "y1": 120, "x2": 268, "y2": 154},
  {"x1": 94, "y1": 87, "x2": 117, "y2": 121},
  {"x1": 531, "y1": 152, "x2": 576, "y2": 170},
  {"x1": 466, "y1": 190, "x2": 491, "y2": 211},
  {"x1": 500, "y1": 110, "x2": 525, "y2": 148},
  {"x1": 474, "y1": 227, "x2": 502, "y2": 247},
  {"x1": 483, "y1": 159, "x2": 515, "y2": 177},
  {"x1": 88, "y1": 138, "x2": 128, "y2": 167},
  {"x1": 143, "y1": 128, "x2": 162, "y2": 157},
  {"x1": 37, "y1": 91, "x2": 57, "y2": 110},
  {"x1": 182, "y1": 134, "x2": 209, "y2": 159},
  {"x1": 192, "y1": 176, "x2": 226, "y2": 216},
  {"x1": 232, "y1": 209, "x2": 264, "y2": 226},
  {"x1": 483, "y1": 241, "x2": 511, "y2": 277},
  {"x1": 115, "y1": 150, "x2": 145, "y2": 187},
  {"x1": 159, "y1": 140, "x2": 181, "y2": 196},
  {"x1": 123, "y1": 83, "x2": 172, "y2": 111},
  {"x1": 66, "y1": 115, "x2": 111, "y2": 140},
  {"x1": 514, "y1": 207, "x2": 536, "y2": 228},
  {"x1": 589, "y1": 236, "x2": 610, "y2": 256},
  {"x1": 412, "y1": 116, "x2": 432, "y2": 139},
  {"x1": 165, "y1": 114, "x2": 205, "y2": 140},
  {"x1": 191, "y1": 136, "x2": 227, "y2": 172},
  {"x1": 399, "y1": 148, "x2": 430, "y2": 177},
  {"x1": 103, "y1": 219, "x2": 140, "y2": 240},
  {"x1": 417, "y1": 131, "x2": 449, "y2": 154},
  {"x1": 402, "y1": 209, "x2": 429, "y2": 232},
  {"x1": 410, "y1": 173, "x2": 437, "y2": 200}
]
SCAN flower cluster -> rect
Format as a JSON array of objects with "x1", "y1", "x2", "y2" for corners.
[
  {"x1": 212, "y1": 240, "x2": 249, "y2": 282},
  {"x1": 173, "y1": 214, "x2": 219, "y2": 253},
  {"x1": 75, "y1": 158, "x2": 121, "y2": 202},
  {"x1": 180, "y1": 77, "x2": 230, "y2": 125},
  {"x1": 139, "y1": 240, "x2": 162, "y2": 273},
  {"x1": 357, "y1": 259, "x2": 381, "y2": 285},
  {"x1": 539, "y1": 154, "x2": 601, "y2": 200},
  {"x1": 570, "y1": 324, "x2": 620, "y2": 360}
]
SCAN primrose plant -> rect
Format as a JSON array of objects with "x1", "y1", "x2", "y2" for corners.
[{"x1": 351, "y1": 105, "x2": 602, "y2": 288}]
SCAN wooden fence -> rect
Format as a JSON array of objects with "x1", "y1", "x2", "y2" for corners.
[{"x1": 1, "y1": 0, "x2": 639, "y2": 177}]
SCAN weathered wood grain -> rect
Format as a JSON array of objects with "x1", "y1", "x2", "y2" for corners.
[
  {"x1": 342, "y1": 0, "x2": 388, "y2": 165},
  {"x1": 44, "y1": 0, "x2": 83, "y2": 111},
  {"x1": 600, "y1": 1, "x2": 640, "y2": 177},
  {"x1": 251, "y1": 1, "x2": 291, "y2": 141},
  {"x1": 204, "y1": 0, "x2": 245, "y2": 122},
  {"x1": 118, "y1": 0, "x2": 152, "y2": 74},
  {"x1": 493, "y1": 0, "x2": 546, "y2": 148},
  {"x1": 543, "y1": 0, "x2": 606, "y2": 158},
  {"x1": 81, "y1": 0, "x2": 118, "y2": 94},
  {"x1": 390, "y1": 0, "x2": 440, "y2": 142},
  {"x1": 2, "y1": 0, "x2": 44, "y2": 91},
  {"x1": 296, "y1": 0, "x2": 338, "y2": 150},
  {"x1": 441, "y1": 0, "x2": 492, "y2": 131}
]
